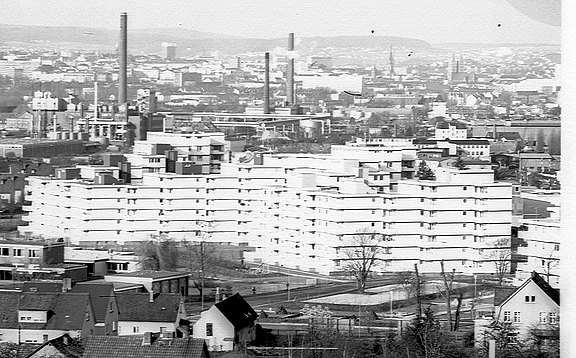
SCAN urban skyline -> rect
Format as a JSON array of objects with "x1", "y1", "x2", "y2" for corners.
[{"x1": 0, "y1": 0, "x2": 561, "y2": 44}]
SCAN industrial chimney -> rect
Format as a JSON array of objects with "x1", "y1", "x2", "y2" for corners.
[
  {"x1": 286, "y1": 33, "x2": 295, "y2": 106},
  {"x1": 264, "y1": 52, "x2": 270, "y2": 114},
  {"x1": 119, "y1": 12, "x2": 128, "y2": 106}
]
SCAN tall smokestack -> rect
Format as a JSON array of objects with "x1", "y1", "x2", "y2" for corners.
[
  {"x1": 264, "y1": 52, "x2": 270, "y2": 114},
  {"x1": 119, "y1": 12, "x2": 128, "y2": 106},
  {"x1": 286, "y1": 33, "x2": 295, "y2": 106}
]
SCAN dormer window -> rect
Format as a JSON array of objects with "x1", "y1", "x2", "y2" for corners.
[{"x1": 19, "y1": 310, "x2": 47, "y2": 323}]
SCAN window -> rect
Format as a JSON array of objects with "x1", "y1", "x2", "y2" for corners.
[
  {"x1": 513, "y1": 312, "x2": 521, "y2": 323},
  {"x1": 503, "y1": 311, "x2": 511, "y2": 322},
  {"x1": 13, "y1": 249, "x2": 22, "y2": 257},
  {"x1": 0, "y1": 248, "x2": 8, "y2": 256},
  {"x1": 525, "y1": 295, "x2": 535, "y2": 303},
  {"x1": 539, "y1": 312, "x2": 548, "y2": 324},
  {"x1": 28, "y1": 250, "x2": 38, "y2": 258},
  {"x1": 549, "y1": 312, "x2": 558, "y2": 324},
  {"x1": 133, "y1": 326, "x2": 139, "y2": 333},
  {"x1": 206, "y1": 323, "x2": 213, "y2": 336}
]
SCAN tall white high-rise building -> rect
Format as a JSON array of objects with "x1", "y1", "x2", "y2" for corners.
[{"x1": 22, "y1": 139, "x2": 512, "y2": 274}]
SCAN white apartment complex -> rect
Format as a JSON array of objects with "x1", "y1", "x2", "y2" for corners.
[
  {"x1": 23, "y1": 139, "x2": 512, "y2": 275},
  {"x1": 515, "y1": 208, "x2": 560, "y2": 288}
]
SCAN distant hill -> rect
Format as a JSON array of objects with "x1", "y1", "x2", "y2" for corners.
[{"x1": 0, "y1": 24, "x2": 431, "y2": 54}]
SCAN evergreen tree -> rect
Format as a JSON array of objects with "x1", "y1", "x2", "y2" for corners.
[{"x1": 417, "y1": 161, "x2": 436, "y2": 180}]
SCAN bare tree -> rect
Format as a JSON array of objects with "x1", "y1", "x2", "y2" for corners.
[
  {"x1": 341, "y1": 231, "x2": 389, "y2": 293},
  {"x1": 181, "y1": 228, "x2": 222, "y2": 307},
  {"x1": 484, "y1": 237, "x2": 511, "y2": 286},
  {"x1": 414, "y1": 263, "x2": 423, "y2": 318},
  {"x1": 139, "y1": 234, "x2": 179, "y2": 271},
  {"x1": 396, "y1": 270, "x2": 418, "y2": 301},
  {"x1": 439, "y1": 260, "x2": 456, "y2": 331}
]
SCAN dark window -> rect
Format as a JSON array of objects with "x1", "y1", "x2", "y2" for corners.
[{"x1": 206, "y1": 323, "x2": 213, "y2": 336}]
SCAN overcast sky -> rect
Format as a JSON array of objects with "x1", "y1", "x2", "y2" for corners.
[{"x1": 0, "y1": 0, "x2": 560, "y2": 44}]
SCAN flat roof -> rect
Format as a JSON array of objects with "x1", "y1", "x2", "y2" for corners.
[
  {"x1": 108, "y1": 270, "x2": 190, "y2": 280},
  {"x1": 0, "y1": 138, "x2": 84, "y2": 145}
]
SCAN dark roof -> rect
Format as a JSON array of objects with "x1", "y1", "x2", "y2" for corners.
[
  {"x1": 22, "y1": 282, "x2": 63, "y2": 293},
  {"x1": 214, "y1": 293, "x2": 257, "y2": 330},
  {"x1": 17, "y1": 343, "x2": 40, "y2": 358},
  {"x1": 449, "y1": 140, "x2": 490, "y2": 145},
  {"x1": 494, "y1": 288, "x2": 517, "y2": 306},
  {"x1": 435, "y1": 121, "x2": 466, "y2": 129},
  {"x1": 518, "y1": 152, "x2": 554, "y2": 159},
  {"x1": 25, "y1": 334, "x2": 84, "y2": 358},
  {"x1": 110, "y1": 270, "x2": 189, "y2": 280},
  {"x1": 0, "y1": 292, "x2": 91, "y2": 331},
  {"x1": 495, "y1": 272, "x2": 559, "y2": 307},
  {"x1": 82, "y1": 336, "x2": 208, "y2": 358},
  {"x1": 116, "y1": 293, "x2": 182, "y2": 322},
  {"x1": 487, "y1": 132, "x2": 522, "y2": 141},
  {"x1": 531, "y1": 271, "x2": 560, "y2": 305},
  {"x1": 70, "y1": 282, "x2": 115, "y2": 323}
]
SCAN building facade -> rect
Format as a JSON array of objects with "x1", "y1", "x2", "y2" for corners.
[{"x1": 22, "y1": 140, "x2": 512, "y2": 275}]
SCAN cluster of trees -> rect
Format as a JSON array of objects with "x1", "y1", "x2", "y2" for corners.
[{"x1": 139, "y1": 231, "x2": 233, "y2": 299}]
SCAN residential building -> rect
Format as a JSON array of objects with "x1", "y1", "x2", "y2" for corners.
[
  {"x1": 475, "y1": 272, "x2": 559, "y2": 345},
  {"x1": 0, "y1": 240, "x2": 87, "y2": 282},
  {"x1": 434, "y1": 122, "x2": 467, "y2": 140},
  {"x1": 244, "y1": 164, "x2": 511, "y2": 274},
  {"x1": 64, "y1": 247, "x2": 141, "y2": 276},
  {"x1": 22, "y1": 141, "x2": 512, "y2": 275},
  {"x1": 17, "y1": 333, "x2": 83, "y2": 358},
  {"x1": 192, "y1": 293, "x2": 257, "y2": 351},
  {"x1": 515, "y1": 208, "x2": 560, "y2": 288},
  {"x1": 116, "y1": 293, "x2": 188, "y2": 336},
  {"x1": 82, "y1": 334, "x2": 210, "y2": 358},
  {"x1": 145, "y1": 132, "x2": 230, "y2": 174},
  {"x1": 70, "y1": 282, "x2": 119, "y2": 336},
  {"x1": 162, "y1": 43, "x2": 177, "y2": 60},
  {"x1": 0, "y1": 291, "x2": 96, "y2": 343},
  {"x1": 0, "y1": 138, "x2": 85, "y2": 158},
  {"x1": 104, "y1": 270, "x2": 190, "y2": 296}
]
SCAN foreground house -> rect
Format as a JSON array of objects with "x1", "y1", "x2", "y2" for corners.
[
  {"x1": 82, "y1": 333, "x2": 210, "y2": 358},
  {"x1": 116, "y1": 293, "x2": 188, "y2": 336},
  {"x1": 18, "y1": 333, "x2": 83, "y2": 358},
  {"x1": 70, "y1": 282, "x2": 119, "y2": 336},
  {"x1": 193, "y1": 293, "x2": 257, "y2": 351},
  {"x1": 0, "y1": 291, "x2": 96, "y2": 343},
  {"x1": 475, "y1": 271, "x2": 559, "y2": 345}
]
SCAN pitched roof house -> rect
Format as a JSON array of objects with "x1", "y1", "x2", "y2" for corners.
[
  {"x1": 116, "y1": 293, "x2": 188, "y2": 336},
  {"x1": 475, "y1": 271, "x2": 559, "y2": 345},
  {"x1": 0, "y1": 291, "x2": 96, "y2": 344},
  {"x1": 70, "y1": 282, "x2": 119, "y2": 336},
  {"x1": 192, "y1": 293, "x2": 257, "y2": 351},
  {"x1": 20, "y1": 333, "x2": 84, "y2": 358},
  {"x1": 82, "y1": 334, "x2": 210, "y2": 358}
]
